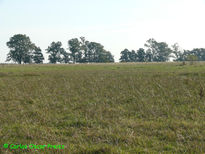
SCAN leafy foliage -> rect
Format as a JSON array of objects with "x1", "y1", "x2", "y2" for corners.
[
  {"x1": 68, "y1": 38, "x2": 81, "y2": 63},
  {"x1": 6, "y1": 34, "x2": 205, "y2": 64},
  {"x1": 33, "y1": 47, "x2": 44, "y2": 64},
  {"x1": 119, "y1": 38, "x2": 205, "y2": 63},
  {"x1": 144, "y1": 38, "x2": 172, "y2": 62},
  {"x1": 137, "y1": 48, "x2": 146, "y2": 62},
  {"x1": 46, "y1": 41, "x2": 66, "y2": 64},
  {"x1": 6, "y1": 34, "x2": 36, "y2": 64},
  {"x1": 68, "y1": 37, "x2": 114, "y2": 63},
  {"x1": 120, "y1": 49, "x2": 131, "y2": 62}
]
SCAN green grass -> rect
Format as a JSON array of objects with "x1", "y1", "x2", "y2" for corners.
[{"x1": 0, "y1": 62, "x2": 205, "y2": 153}]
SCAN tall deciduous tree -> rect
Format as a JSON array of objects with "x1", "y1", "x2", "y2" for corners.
[
  {"x1": 87, "y1": 42, "x2": 102, "y2": 62},
  {"x1": 156, "y1": 42, "x2": 172, "y2": 62},
  {"x1": 98, "y1": 50, "x2": 114, "y2": 63},
  {"x1": 6, "y1": 34, "x2": 35, "y2": 64},
  {"x1": 61, "y1": 50, "x2": 70, "y2": 63},
  {"x1": 68, "y1": 38, "x2": 81, "y2": 63},
  {"x1": 171, "y1": 43, "x2": 185, "y2": 61},
  {"x1": 130, "y1": 50, "x2": 137, "y2": 62},
  {"x1": 79, "y1": 37, "x2": 90, "y2": 63},
  {"x1": 190, "y1": 48, "x2": 205, "y2": 61},
  {"x1": 120, "y1": 49, "x2": 130, "y2": 62},
  {"x1": 46, "y1": 41, "x2": 65, "y2": 64},
  {"x1": 86, "y1": 42, "x2": 114, "y2": 63},
  {"x1": 144, "y1": 38, "x2": 172, "y2": 62},
  {"x1": 144, "y1": 38, "x2": 157, "y2": 62},
  {"x1": 33, "y1": 47, "x2": 44, "y2": 64},
  {"x1": 137, "y1": 48, "x2": 146, "y2": 62}
]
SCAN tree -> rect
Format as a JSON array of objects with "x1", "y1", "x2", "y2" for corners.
[
  {"x1": 68, "y1": 38, "x2": 81, "y2": 63},
  {"x1": 33, "y1": 47, "x2": 44, "y2": 64},
  {"x1": 144, "y1": 38, "x2": 172, "y2": 62},
  {"x1": 130, "y1": 50, "x2": 137, "y2": 62},
  {"x1": 171, "y1": 43, "x2": 185, "y2": 61},
  {"x1": 156, "y1": 42, "x2": 172, "y2": 61},
  {"x1": 105, "y1": 51, "x2": 114, "y2": 62},
  {"x1": 144, "y1": 38, "x2": 157, "y2": 62},
  {"x1": 61, "y1": 50, "x2": 70, "y2": 63},
  {"x1": 98, "y1": 50, "x2": 114, "y2": 63},
  {"x1": 87, "y1": 42, "x2": 103, "y2": 62},
  {"x1": 86, "y1": 42, "x2": 114, "y2": 63},
  {"x1": 67, "y1": 37, "x2": 115, "y2": 63},
  {"x1": 6, "y1": 34, "x2": 35, "y2": 64},
  {"x1": 46, "y1": 41, "x2": 65, "y2": 64},
  {"x1": 79, "y1": 37, "x2": 90, "y2": 63},
  {"x1": 136, "y1": 48, "x2": 146, "y2": 62},
  {"x1": 120, "y1": 49, "x2": 130, "y2": 62},
  {"x1": 119, "y1": 49, "x2": 138, "y2": 62},
  {"x1": 190, "y1": 48, "x2": 205, "y2": 61}
]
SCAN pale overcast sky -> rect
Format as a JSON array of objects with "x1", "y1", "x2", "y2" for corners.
[{"x1": 1, "y1": 0, "x2": 205, "y2": 62}]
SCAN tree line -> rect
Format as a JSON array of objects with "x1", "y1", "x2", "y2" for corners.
[
  {"x1": 6, "y1": 34, "x2": 114, "y2": 64},
  {"x1": 120, "y1": 38, "x2": 205, "y2": 62},
  {"x1": 6, "y1": 34, "x2": 205, "y2": 64}
]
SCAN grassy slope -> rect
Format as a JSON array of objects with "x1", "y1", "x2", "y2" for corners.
[{"x1": 0, "y1": 63, "x2": 204, "y2": 153}]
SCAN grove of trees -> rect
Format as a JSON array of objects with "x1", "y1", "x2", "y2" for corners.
[
  {"x1": 119, "y1": 38, "x2": 205, "y2": 63},
  {"x1": 6, "y1": 34, "x2": 205, "y2": 64},
  {"x1": 6, "y1": 34, "x2": 114, "y2": 64}
]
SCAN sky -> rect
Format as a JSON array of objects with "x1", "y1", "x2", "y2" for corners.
[{"x1": 1, "y1": 0, "x2": 205, "y2": 62}]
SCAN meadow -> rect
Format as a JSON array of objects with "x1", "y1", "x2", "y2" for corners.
[{"x1": 0, "y1": 62, "x2": 204, "y2": 153}]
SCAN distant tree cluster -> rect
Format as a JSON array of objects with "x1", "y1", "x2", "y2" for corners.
[
  {"x1": 119, "y1": 38, "x2": 205, "y2": 62},
  {"x1": 47, "y1": 37, "x2": 114, "y2": 64},
  {"x1": 6, "y1": 35, "x2": 205, "y2": 64},
  {"x1": 6, "y1": 34, "x2": 114, "y2": 64},
  {"x1": 6, "y1": 34, "x2": 44, "y2": 64}
]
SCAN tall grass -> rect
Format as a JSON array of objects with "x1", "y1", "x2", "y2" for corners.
[{"x1": 0, "y1": 63, "x2": 204, "y2": 153}]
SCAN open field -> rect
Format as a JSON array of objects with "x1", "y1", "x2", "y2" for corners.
[{"x1": 0, "y1": 62, "x2": 205, "y2": 153}]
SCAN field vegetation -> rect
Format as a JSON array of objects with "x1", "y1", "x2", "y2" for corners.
[{"x1": 0, "y1": 62, "x2": 205, "y2": 153}]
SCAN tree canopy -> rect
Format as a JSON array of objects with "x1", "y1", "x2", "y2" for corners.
[
  {"x1": 33, "y1": 47, "x2": 44, "y2": 64},
  {"x1": 6, "y1": 34, "x2": 205, "y2": 64},
  {"x1": 67, "y1": 38, "x2": 114, "y2": 63},
  {"x1": 6, "y1": 34, "x2": 36, "y2": 64},
  {"x1": 46, "y1": 41, "x2": 65, "y2": 64},
  {"x1": 119, "y1": 38, "x2": 205, "y2": 63}
]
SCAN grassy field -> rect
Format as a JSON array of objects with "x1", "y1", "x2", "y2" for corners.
[{"x1": 0, "y1": 62, "x2": 204, "y2": 153}]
